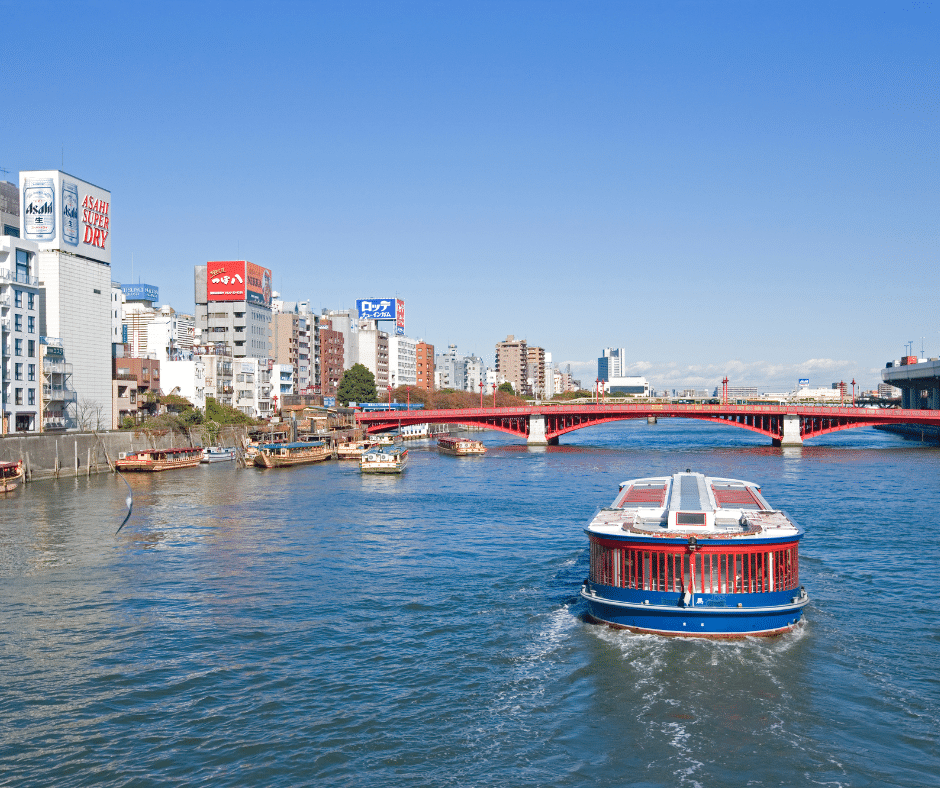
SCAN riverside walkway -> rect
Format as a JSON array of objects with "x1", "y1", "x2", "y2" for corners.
[{"x1": 356, "y1": 402, "x2": 940, "y2": 446}]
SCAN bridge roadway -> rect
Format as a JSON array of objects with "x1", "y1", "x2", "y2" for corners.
[{"x1": 356, "y1": 402, "x2": 940, "y2": 446}]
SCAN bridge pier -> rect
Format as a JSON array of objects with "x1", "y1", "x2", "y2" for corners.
[
  {"x1": 527, "y1": 414, "x2": 558, "y2": 446},
  {"x1": 775, "y1": 414, "x2": 803, "y2": 447}
]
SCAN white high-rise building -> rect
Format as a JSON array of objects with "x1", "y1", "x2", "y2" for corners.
[
  {"x1": 21, "y1": 170, "x2": 114, "y2": 430},
  {"x1": 388, "y1": 334, "x2": 417, "y2": 388}
]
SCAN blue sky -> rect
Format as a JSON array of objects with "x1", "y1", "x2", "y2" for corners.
[{"x1": 3, "y1": 1, "x2": 937, "y2": 391}]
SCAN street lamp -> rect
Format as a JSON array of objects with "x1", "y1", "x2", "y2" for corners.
[
  {"x1": 479, "y1": 380, "x2": 484, "y2": 408},
  {"x1": 387, "y1": 384, "x2": 392, "y2": 405},
  {"x1": 839, "y1": 380, "x2": 845, "y2": 405},
  {"x1": 492, "y1": 382, "x2": 497, "y2": 408},
  {"x1": 851, "y1": 379, "x2": 856, "y2": 406}
]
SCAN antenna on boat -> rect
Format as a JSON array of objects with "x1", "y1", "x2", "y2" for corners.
[{"x1": 115, "y1": 471, "x2": 134, "y2": 534}]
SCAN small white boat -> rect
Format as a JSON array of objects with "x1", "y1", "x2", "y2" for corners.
[
  {"x1": 201, "y1": 446, "x2": 237, "y2": 463},
  {"x1": 360, "y1": 446, "x2": 408, "y2": 474}
]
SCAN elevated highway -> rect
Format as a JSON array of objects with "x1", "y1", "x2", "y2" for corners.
[{"x1": 356, "y1": 402, "x2": 940, "y2": 446}]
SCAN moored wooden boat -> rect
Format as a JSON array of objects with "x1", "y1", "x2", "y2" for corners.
[
  {"x1": 437, "y1": 435, "x2": 486, "y2": 456},
  {"x1": 116, "y1": 447, "x2": 203, "y2": 472},
  {"x1": 336, "y1": 440, "x2": 375, "y2": 460},
  {"x1": 253, "y1": 441, "x2": 331, "y2": 468},
  {"x1": 0, "y1": 460, "x2": 24, "y2": 492}
]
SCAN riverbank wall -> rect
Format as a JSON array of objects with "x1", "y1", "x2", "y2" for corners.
[
  {"x1": 0, "y1": 426, "x2": 251, "y2": 483},
  {"x1": 874, "y1": 424, "x2": 940, "y2": 444}
]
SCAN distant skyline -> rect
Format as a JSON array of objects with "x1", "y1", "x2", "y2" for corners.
[{"x1": 3, "y1": 1, "x2": 937, "y2": 392}]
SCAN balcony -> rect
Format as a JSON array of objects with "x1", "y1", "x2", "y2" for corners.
[
  {"x1": 43, "y1": 385, "x2": 78, "y2": 402},
  {"x1": 0, "y1": 270, "x2": 39, "y2": 287},
  {"x1": 0, "y1": 318, "x2": 9, "y2": 333}
]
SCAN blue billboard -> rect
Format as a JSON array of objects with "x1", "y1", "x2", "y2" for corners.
[
  {"x1": 122, "y1": 283, "x2": 159, "y2": 303},
  {"x1": 357, "y1": 298, "x2": 395, "y2": 320}
]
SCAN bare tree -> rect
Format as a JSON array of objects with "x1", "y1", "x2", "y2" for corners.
[{"x1": 76, "y1": 398, "x2": 106, "y2": 431}]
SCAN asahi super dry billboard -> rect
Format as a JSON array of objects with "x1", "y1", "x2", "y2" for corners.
[
  {"x1": 207, "y1": 261, "x2": 272, "y2": 307},
  {"x1": 20, "y1": 170, "x2": 111, "y2": 265}
]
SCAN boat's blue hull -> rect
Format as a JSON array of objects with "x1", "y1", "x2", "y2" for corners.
[{"x1": 581, "y1": 584, "x2": 809, "y2": 638}]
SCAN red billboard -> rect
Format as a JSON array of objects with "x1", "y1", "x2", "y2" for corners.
[
  {"x1": 207, "y1": 261, "x2": 247, "y2": 301},
  {"x1": 207, "y1": 261, "x2": 272, "y2": 306}
]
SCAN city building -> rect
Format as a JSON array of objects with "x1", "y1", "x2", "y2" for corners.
[
  {"x1": 355, "y1": 325, "x2": 389, "y2": 391},
  {"x1": 598, "y1": 348, "x2": 626, "y2": 381},
  {"x1": 0, "y1": 236, "x2": 43, "y2": 432},
  {"x1": 435, "y1": 345, "x2": 464, "y2": 390},
  {"x1": 40, "y1": 336, "x2": 76, "y2": 431},
  {"x1": 22, "y1": 170, "x2": 114, "y2": 430},
  {"x1": 0, "y1": 181, "x2": 19, "y2": 238},
  {"x1": 232, "y1": 357, "x2": 271, "y2": 417},
  {"x1": 415, "y1": 341, "x2": 434, "y2": 390},
  {"x1": 161, "y1": 357, "x2": 207, "y2": 412},
  {"x1": 194, "y1": 261, "x2": 272, "y2": 360},
  {"x1": 321, "y1": 308, "x2": 357, "y2": 370},
  {"x1": 526, "y1": 346, "x2": 546, "y2": 398},
  {"x1": 271, "y1": 312, "x2": 303, "y2": 390},
  {"x1": 712, "y1": 385, "x2": 760, "y2": 400},
  {"x1": 877, "y1": 382, "x2": 901, "y2": 399},
  {"x1": 495, "y1": 335, "x2": 528, "y2": 395},
  {"x1": 272, "y1": 363, "x2": 295, "y2": 406},
  {"x1": 318, "y1": 317, "x2": 344, "y2": 397},
  {"x1": 273, "y1": 299, "x2": 317, "y2": 393},
  {"x1": 198, "y1": 343, "x2": 235, "y2": 408},
  {"x1": 603, "y1": 376, "x2": 650, "y2": 396},
  {"x1": 388, "y1": 334, "x2": 417, "y2": 389}
]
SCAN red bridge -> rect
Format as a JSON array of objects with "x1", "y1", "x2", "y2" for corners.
[{"x1": 357, "y1": 402, "x2": 940, "y2": 446}]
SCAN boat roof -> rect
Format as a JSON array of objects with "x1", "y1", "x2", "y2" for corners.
[
  {"x1": 131, "y1": 447, "x2": 201, "y2": 455},
  {"x1": 260, "y1": 441, "x2": 324, "y2": 449},
  {"x1": 587, "y1": 471, "x2": 801, "y2": 540}
]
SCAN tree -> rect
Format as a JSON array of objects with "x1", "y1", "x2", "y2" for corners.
[
  {"x1": 337, "y1": 364, "x2": 377, "y2": 406},
  {"x1": 498, "y1": 382, "x2": 515, "y2": 395}
]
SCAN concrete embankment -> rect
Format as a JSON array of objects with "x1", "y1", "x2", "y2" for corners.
[{"x1": 0, "y1": 426, "x2": 250, "y2": 483}]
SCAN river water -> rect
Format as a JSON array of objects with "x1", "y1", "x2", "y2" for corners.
[{"x1": 1, "y1": 421, "x2": 938, "y2": 787}]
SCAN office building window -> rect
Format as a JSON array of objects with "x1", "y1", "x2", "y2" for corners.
[
  {"x1": 27, "y1": 316, "x2": 34, "y2": 333},
  {"x1": 14, "y1": 314, "x2": 22, "y2": 331},
  {"x1": 27, "y1": 389, "x2": 35, "y2": 406},
  {"x1": 27, "y1": 293, "x2": 34, "y2": 310},
  {"x1": 28, "y1": 364, "x2": 35, "y2": 381},
  {"x1": 27, "y1": 340, "x2": 35, "y2": 357},
  {"x1": 14, "y1": 388, "x2": 22, "y2": 405},
  {"x1": 15, "y1": 250, "x2": 29, "y2": 282},
  {"x1": 14, "y1": 290, "x2": 22, "y2": 308},
  {"x1": 14, "y1": 363, "x2": 22, "y2": 381},
  {"x1": 14, "y1": 339, "x2": 22, "y2": 356}
]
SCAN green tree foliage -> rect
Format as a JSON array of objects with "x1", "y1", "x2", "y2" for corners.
[
  {"x1": 498, "y1": 382, "x2": 515, "y2": 395},
  {"x1": 205, "y1": 396, "x2": 257, "y2": 425},
  {"x1": 337, "y1": 364, "x2": 378, "y2": 406},
  {"x1": 386, "y1": 385, "x2": 526, "y2": 409}
]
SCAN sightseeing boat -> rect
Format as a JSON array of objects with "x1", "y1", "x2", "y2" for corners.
[
  {"x1": 253, "y1": 441, "x2": 331, "y2": 469},
  {"x1": 581, "y1": 471, "x2": 808, "y2": 638},
  {"x1": 437, "y1": 435, "x2": 486, "y2": 456},
  {"x1": 116, "y1": 447, "x2": 203, "y2": 472},
  {"x1": 335, "y1": 440, "x2": 375, "y2": 460},
  {"x1": 0, "y1": 460, "x2": 24, "y2": 492},
  {"x1": 359, "y1": 446, "x2": 408, "y2": 474},
  {"x1": 201, "y1": 446, "x2": 237, "y2": 463}
]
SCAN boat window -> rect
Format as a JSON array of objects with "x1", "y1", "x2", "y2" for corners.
[{"x1": 589, "y1": 540, "x2": 799, "y2": 594}]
